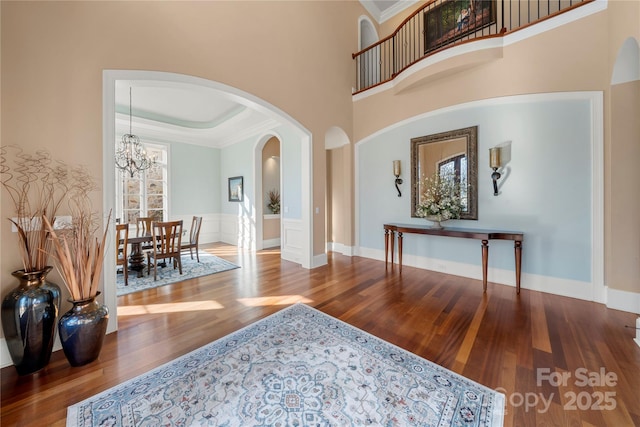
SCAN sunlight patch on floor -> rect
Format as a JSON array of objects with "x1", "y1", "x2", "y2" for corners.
[
  {"x1": 237, "y1": 295, "x2": 313, "y2": 307},
  {"x1": 118, "y1": 300, "x2": 225, "y2": 316}
]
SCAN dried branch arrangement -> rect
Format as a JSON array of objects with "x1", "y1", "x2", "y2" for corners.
[
  {"x1": 43, "y1": 167, "x2": 111, "y2": 301},
  {"x1": 2, "y1": 145, "x2": 111, "y2": 300},
  {"x1": 1, "y1": 146, "x2": 71, "y2": 272}
]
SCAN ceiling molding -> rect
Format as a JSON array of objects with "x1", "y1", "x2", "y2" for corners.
[
  {"x1": 115, "y1": 112, "x2": 280, "y2": 149},
  {"x1": 359, "y1": 0, "x2": 418, "y2": 24}
]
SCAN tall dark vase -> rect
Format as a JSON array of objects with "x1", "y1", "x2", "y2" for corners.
[
  {"x1": 1, "y1": 266, "x2": 61, "y2": 375},
  {"x1": 58, "y1": 292, "x2": 109, "y2": 367}
]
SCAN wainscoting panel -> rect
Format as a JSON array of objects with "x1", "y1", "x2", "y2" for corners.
[
  {"x1": 173, "y1": 213, "x2": 220, "y2": 245},
  {"x1": 281, "y1": 218, "x2": 303, "y2": 264}
]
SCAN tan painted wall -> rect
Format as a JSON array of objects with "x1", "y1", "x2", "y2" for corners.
[
  {"x1": 0, "y1": 1, "x2": 362, "y2": 312},
  {"x1": 605, "y1": 1, "x2": 640, "y2": 294},
  {"x1": 354, "y1": 10, "x2": 610, "y2": 142},
  {"x1": 326, "y1": 143, "x2": 354, "y2": 250},
  {"x1": 609, "y1": 80, "x2": 640, "y2": 293}
]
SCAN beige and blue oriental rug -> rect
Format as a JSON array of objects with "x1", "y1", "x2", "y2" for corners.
[
  {"x1": 66, "y1": 304, "x2": 504, "y2": 426},
  {"x1": 116, "y1": 252, "x2": 239, "y2": 296}
]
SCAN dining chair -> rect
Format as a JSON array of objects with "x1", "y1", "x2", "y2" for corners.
[
  {"x1": 115, "y1": 223, "x2": 129, "y2": 286},
  {"x1": 137, "y1": 216, "x2": 153, "y2": 234},
  {"x1": 180, "y1": 216, "x2": 203, "y2": 262},
  {"x1": 137, "y1": 216, "x2": 154, "y2": 251},
  {"x1": 146, "y1": 220, "x2": 183, "y2": 281}
]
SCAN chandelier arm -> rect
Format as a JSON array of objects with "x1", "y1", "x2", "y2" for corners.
[{"x1": 115, "y1": 87, "x2": 156, "y2": 178}]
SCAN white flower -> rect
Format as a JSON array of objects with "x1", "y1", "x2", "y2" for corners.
[{"x1": 416, "y1": 171, "x2": 463, "y2": 220}]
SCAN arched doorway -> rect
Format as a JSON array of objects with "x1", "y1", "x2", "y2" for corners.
[{"x1": 102, "y1": 70, "x2": 313, "y2": 333}]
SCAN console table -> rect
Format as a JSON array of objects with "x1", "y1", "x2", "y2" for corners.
[{"x1": 384, "y1": 223, "x2": 524, "y2": 294}]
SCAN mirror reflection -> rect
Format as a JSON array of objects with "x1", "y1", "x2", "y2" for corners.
[{"x1": 411, "y1": 126, "x2": 478, "y2": 220}]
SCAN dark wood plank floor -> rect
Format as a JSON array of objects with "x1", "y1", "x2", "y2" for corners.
[{"x1": 2, "y1": 243, "x2": 639, "y2": 426}]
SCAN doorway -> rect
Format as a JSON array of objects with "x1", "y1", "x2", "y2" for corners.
[{"x1": 103, "y1": 70, "x2": 313, "y2": 333}]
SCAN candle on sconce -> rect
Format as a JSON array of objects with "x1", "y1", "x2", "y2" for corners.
[
  {"x1": 489, "y1": 148, "x2": 501, "y2": 169},
  {"x1": 393, "y1": 160, "x2": 401, "y2": 177}
]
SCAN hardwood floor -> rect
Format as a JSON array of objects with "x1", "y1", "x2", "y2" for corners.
[{"x1": 2, "y1": 243, "x2": 639, "y2": 426}]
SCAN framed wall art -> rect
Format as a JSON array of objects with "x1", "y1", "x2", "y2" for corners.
[
  {"x1": 228, "y1": 176, "x2": 243, "y2": 202},
  {"x1": 424, "y1": 0, "x2": 496, "y2": 53}
]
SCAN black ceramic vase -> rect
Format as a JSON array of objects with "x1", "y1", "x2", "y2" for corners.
[
  {"x1": 1, "y1": 266, "x2": 61, "y2": 375},
  {"x1": 58, "y1": 292, "x2": 109, "y2": 367}
]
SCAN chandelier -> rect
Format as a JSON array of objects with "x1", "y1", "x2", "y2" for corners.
[{"x1": 115, "y1": 87, "x2": 156, "y2": 178}]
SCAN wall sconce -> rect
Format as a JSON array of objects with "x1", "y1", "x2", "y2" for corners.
[
  {"x1": 393, "y1": 160, "x2": 402, "y2": 197},
  {"x1": 489, "y1": 147, "x2": 502, "y2": 196}
]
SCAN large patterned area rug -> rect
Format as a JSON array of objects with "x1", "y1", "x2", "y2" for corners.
[
  {"x1": 116, "y1": 252, "x2": 239, "y2": 296},
  {"x1": 67, "y1": 304, "x2": 504, "y2": 427}
]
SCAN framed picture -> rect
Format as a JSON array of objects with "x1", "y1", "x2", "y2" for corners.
[
  {"x1": 424, "y1": 0, "x2": 496, "y2": 53},
  {"x1": 228, "y1": 176, "x2": 243, "y2": 202}
]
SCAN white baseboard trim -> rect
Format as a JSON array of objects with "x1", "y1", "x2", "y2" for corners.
[
  {"x1": 358, "y1": 246, "x2": 601, "y2": 305},
  {"x1": 1, "y1": 338, "x2": 12, "y2": 369},
  {"x1": 313, "y1": 253, "x2": 328, "y2": 268},
  {"x1": 263, "y1": 238, "x2": 281, "y2": 249},
  {"x1": 606, "y1": 288, "x2": 640, "y2": 314},
  {"x1": 1, "y1": 336, "x2": 65, "y2": 369},
  {"x1": 327, "y1": 242, "x2": 355, "y2": 256}
]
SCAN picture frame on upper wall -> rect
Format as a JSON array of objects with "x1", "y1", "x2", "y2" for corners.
[
  {"x1": 423, "y1": 0, "x2": 496, "y2": 54},
  {"x1": 228, "y1": 176, "x2": 243, "y2": 202}
]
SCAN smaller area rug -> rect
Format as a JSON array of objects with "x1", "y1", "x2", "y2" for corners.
[
  {"x1": 116, "y1": 252, "x2": 239, "y2": 296},
  {"x1": 67, "y1": 304, "x2": 504, "y2": 426}
]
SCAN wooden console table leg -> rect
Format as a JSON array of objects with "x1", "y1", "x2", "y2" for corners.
[
  {"x1": 390, "y1": 230, "x2": 395, "y2": 267},
  {"x1": 481, "y1": 239, "x2": 489, "y2": 292},
  {"x1": 398, "y1": 232, "x2": 404, "y2": 273},
  {"x1": 515, "y1": 240, "x2": 522, "y2": 294},
  {"x1": 384, "y1": 229, "x2": 389, "y2": 268}
]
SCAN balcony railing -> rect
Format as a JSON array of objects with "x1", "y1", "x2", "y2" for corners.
[{"x1": 353, "y1": 0, "x2": 591, "y2": 94}]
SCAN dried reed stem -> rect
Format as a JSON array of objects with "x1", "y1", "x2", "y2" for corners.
[{"x1": 1, "y1": 146, "x2": 70, "y2": 272}]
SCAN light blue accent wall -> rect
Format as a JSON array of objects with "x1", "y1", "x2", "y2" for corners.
[
  {"x1": 218, "y1": 125, "x2": 303, "y2": 220},
  {"x1": 358, "y1": 98, "x2": 592, "y2": 282},
  {"x1": 170, "y1": 143, "x2": 220, "y2": 215},
  {"x1": 221, "y1": 138, "x2": 255, "y2": 216}
]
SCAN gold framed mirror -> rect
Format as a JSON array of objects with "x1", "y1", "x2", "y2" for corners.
[{"x1": 410, "y1": 126, "x2": 478, "y2": 220}]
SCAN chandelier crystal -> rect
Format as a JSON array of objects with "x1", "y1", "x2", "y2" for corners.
[{"x1": 115, "y1": 87, "x2": 156, "y2": 178}]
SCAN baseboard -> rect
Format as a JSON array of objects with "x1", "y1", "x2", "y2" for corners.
[
  {"x1": 327, "y1": 242, "x2": 355, "y2": 256},
  {"x1": 1, "y1": 338, "x2": 12, "y2": 369},
  {"x1": 312, "y1": 252, "x2": 328, "y2": 268},
  {"x1": 263, "y1": 238, "x2": 281, "y2": 249},
  {"x1": 358, "y1": 246, "x2": 598, "y2": 304},
  {"x1": 1, "y1": 337, "x2": 64, "y2": 369},
  {"x1": 606, "y1": 288, "x2": 640, "y2": 314}
]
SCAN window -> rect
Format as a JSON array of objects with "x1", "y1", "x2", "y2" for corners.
[
  {"x1": 116, "y1": 143, "x2": 168, "y2": 224},
  {"x1": 438, "y1": 153, "x2": 467, "y2": 211}
]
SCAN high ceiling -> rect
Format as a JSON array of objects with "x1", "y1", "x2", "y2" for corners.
[{"x1": 114, "y1": 3, "x2": 412, "y2": 148}]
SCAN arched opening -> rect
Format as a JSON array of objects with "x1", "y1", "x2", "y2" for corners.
[
  {"x1": 261, "y1": 137, "x2": 281, "y2": 248},
  {"x1": 325, "y1": 126, "x2": 352, "y2": 255},
  {"x1": 254, "y1": 133, "x2": 282, "y2": 252},
  {"x1": 358, "y1": 15, "x2": 381, "y2": 88},
  {"x1": 103, "y1": 70, "x2": 313, "y2": 333}
]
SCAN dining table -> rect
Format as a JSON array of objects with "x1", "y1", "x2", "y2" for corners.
[{"x1": 126, "y1": 232, "x2": 153, "y2": 278}]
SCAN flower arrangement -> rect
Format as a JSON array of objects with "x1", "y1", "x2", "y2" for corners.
[
  {"x1": 1, "y1": 146, "x2": 71, "y2": 272},
  {"x1": 416, "y1": 171, "x2": 463, "y2": 221},
  {"x1": 267, "y1": 189, "x2": 280, "y2": 214}
]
